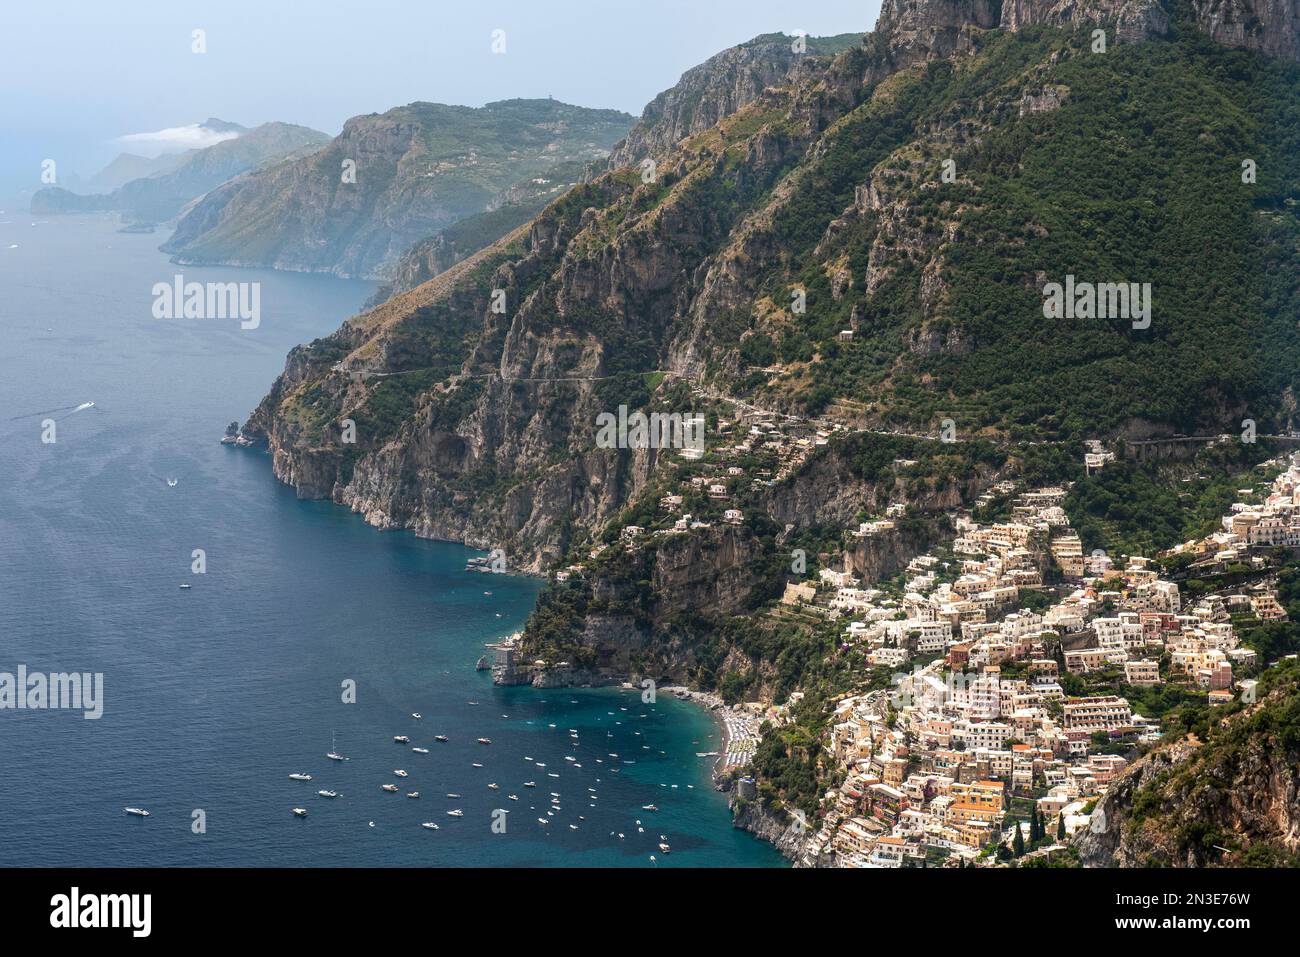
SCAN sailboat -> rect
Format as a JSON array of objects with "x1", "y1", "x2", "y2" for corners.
[{"x1": 326, "y1": 730, "x2": 347, "y2": 762}]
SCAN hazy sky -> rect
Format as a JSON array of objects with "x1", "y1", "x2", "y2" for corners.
[{"x1": 0, "y1": 0, "x2": 882, "y2": 197}]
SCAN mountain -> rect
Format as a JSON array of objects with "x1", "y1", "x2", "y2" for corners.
[
  {"x1": 159, "y1": 99, "x2": 635, "y2": 280},
  {"x1": 84, "y1": 152, "x2": 188, "y2": 194},
  {"x1": 31, "y1": 121, "x2": 329, "y2": 222}
]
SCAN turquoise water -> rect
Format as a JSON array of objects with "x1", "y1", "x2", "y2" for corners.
[{"x1": 0, "y1": 215, "x2": 784, "y2": 867}]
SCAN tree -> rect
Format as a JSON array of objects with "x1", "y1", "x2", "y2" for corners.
[
  {"x1": 1057, "y1": 813, "x2": 1066, "y2": 842},
  {"x1": 1013, "y1": 824, "x2": 1025, "y2": 858}
]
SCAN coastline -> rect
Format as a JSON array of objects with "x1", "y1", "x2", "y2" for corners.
[{"x1": 660, "y1": 686, "x2": 733, "y2": 787}]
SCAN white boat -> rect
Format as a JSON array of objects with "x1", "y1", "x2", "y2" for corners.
[
  {"x1": 393, "y1": 735, "x2": 410, "y2": 743},
  {"x1": 537, "y1": 818, "x2": 549, "y2": 825},
  {"x1": 406, "y1": 791, "x2": 419, "y2": 798},
  {"x1": 123, "y1": 807, "x2": 150, "y2": 817},
  {"x1": 288, "y1": 773, "x2": 312, "y2": 781},
  {"x1": 412, "y1": 747, "x2": 429, "y2": 754},
  {"x1": 658, "y1": 843, "x2": 671, "y2": 853},
  {"x1": 292, "y1": 808, "x2": 308, "y2": 818},
  {"x1": 434, "y1": 735, "x2": 448, "y2": 742},
  {"x1": 326, "y1": 730, "x2": 348, "y2": 762},
  {"x1": 381, "y1": 784, "x2": 399, "y2": 792},
  {"x1": 446, "y1": 793, "x2": 461, "y2": 798},
  {"x1": 317, "y1": 790, "x2": 338, "y2": 799},
  {"x1": 420, "y1": 822, "x2": 439, "y2": 830},
  {"x1": 523, "y1": 781, "x2": 536, "y2": 788},
  {"x1": 394, "y1": 769, "x2": 408, "y2": 777},
  {"x1": 447, "y1": 809, "x2": 464, "y2": 817},
  {"x1": 642, "y1": 804, "x2": 658, "y2": 811},
  {"x1": 477, "y1": 738, "x2": 492, "y2": 745},
  {"x1": 508, "y1": 794, "x2": 519, "y2": 801},
  {"x1": 411, "y1": 713, "x2": 422, "y2": 719},
  {"x1": 472, "y1": 762, "x2": 484, "y2": 768},
  {"x1": 487, "y1": 783, "x2": 499, "y2": 790},
  {"x1": 178, "y1": 583, "x2": 191, "y2": 590}
]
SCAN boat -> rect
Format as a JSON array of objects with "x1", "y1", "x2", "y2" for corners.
[
  {"x1": 477, "y1": 738, "x2": 492, "y2": 745},
  {"x1": 178, "y1": 583, "x2": 191, "y2": 590},
  {"x1": 642, "y1": 804, "x2": 658, "y2": 811},
  {"x1": 406, "y1": 791, "x2": 419, "y2": 798},
  {"x1": 394, "y1": 769, "x2": 408, "y2": 777},
  {"x1": 411, "y1": 713, "x2": 422, "y2": 719},
  {"x1": 393, "y1": 735, "x2": 410, "y2": 743},
  {"x1": 508, "y1": 794, "x2": 519, "y2": 801},
  {"x1": 447, "y1": 809, "x2": 464, "y2": 817},
  {"x1": 288, "y1": 773, "x2": 312, "y2": 781},
  {"x1": 434, "y1": 735, "x2": 448, "y2": 742},
  {"x1": 291, "y1": 808, "x2": 308, "y2": 818},
  {"x1": 381, "y1": 784, "x2": 399, "y2": 792},
  {"x1": 537, "y1": 818, "x2": 549, "y2": 825},
  {"x1": 471, "y1": 762, "x2": 484, "y2": 768},
  {"x1": 487, "y1": 783, "x2": 499, "y2": 790},
  {"x1": 317, "y1": 790, "x2": 338, "y2": 799},
  {"x1": 166, "y1": 478, "x2": 178, "y2": 487},
  {"x1": 326, "y1": 730, "x2": 348, "y2": 762},
  {"x1": 446, "y1": 793, "x2": 461, "y2": 798},
  {"x1": 523, "y1": 781, "x2": 536, "y2": 788},
  {"x1": 420, "y1": 822, "x2": 439, "y2": 830},
  {"x1": 658, "y1": 843, "x2": 671, "y2": 853},
  {"x1": 411, "y1": 747, "x2": 429, "y2": 754},
  {"x1": 123, "y1": 807, "x2": 150, "y2": 817}
]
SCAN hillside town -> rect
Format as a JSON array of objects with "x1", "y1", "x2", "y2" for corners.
[{"x1": 734, "y1": 452, "x2": 1300, "y2": 867}]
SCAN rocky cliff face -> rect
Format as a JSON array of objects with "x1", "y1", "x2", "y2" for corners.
[
  {"x1": 162, "y1": 99, "x2": 632, "y2": 279},
  {"x1": 1194, "y1": 0, "x2": 1300, "y2": 60},
  {"x1": 607, "y1": 33, "x2": 863, "y2": 168}
]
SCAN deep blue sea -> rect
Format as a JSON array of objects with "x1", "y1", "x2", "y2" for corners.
[{"x1": 0, "y1": 214, "x2": 784, "y2": 867}]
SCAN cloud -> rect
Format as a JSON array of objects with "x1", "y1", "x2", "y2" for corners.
[{"x1": 114, "y1": 123, "x2": 240, "y2": 157}]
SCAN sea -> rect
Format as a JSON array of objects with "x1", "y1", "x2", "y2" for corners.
[{"x1": 0, "y1": 213, "x2": 785, "y2": 867}]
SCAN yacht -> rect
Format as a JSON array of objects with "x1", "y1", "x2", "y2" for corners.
[
  {"x1": 393, "y1": 735, "x2": 410, "y2": 744},
  {"x1": 446, "y1": 793, "x2": 461, "y2": 799},
  {"x1": 317, "y1": 790, "x2": 338, "y2": 799},
  {"x1": 508, "y1": 794, "x2": 519, "y2": 801},
  {"x1": 434, "y1": 735, "x2": 448, "y2": 742},
  {"x1": 178, "y1": 583, "x2": 192, "y2": 590},
  {"x1": 381, "y1": 784, "x2": 399, "y2": 792},
  {"x1": 406, "y1": 791, "x2": 419, "y2": 799},
  {"x1": 471, "y1": 762, "x2": 484, "y2": 768},
  {"x1": 326, "y1": 731, "x2": 348, "y2": 762},
  {"x1": 523, "y1": 781, "x2": 536, "y2": 788},
  {"x1": 411, "y1": 747, "x2": 429, "y2": 754},
  {"x1": 487, "y1": 783, "x2": 499, "y2": 790},
  {"x1": 658, "y1": 843, "x2": 671, "y2": 853},
  {"x1": 411, "y1": 713, "x2": 422, "y2": 719},
  {"x1": 288, "y1": 773, "x2": 313, "y2": 781},
  {"x1": 123, "y1": 807, "x2": 150, "y2": 818},
  {"x1": 642, "y1": 804, "x2": 658, "y2": 811},
  {"x1": 291, "y1": 808, "x2": 308, "y2": 818},
  {"x1": 477, "y1": 738, "x2": 492, "y2": 745},
  {"x1": 394, "y1": 769, "x2": 408, "y2": 777},
  {"x1": 420, "y1": 822, "x2": 439, "y2": 830},
  {"x1": 446, "y1": 809, "x2": 464, "y2": 817}
]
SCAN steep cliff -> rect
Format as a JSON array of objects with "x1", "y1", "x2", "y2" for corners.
[
  {"x1": 162, "y1": 99, "x2": 633, "y2": 279},
  {"x1": 243, "y1": 6, "x2": 1300, "y2": 581}
]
